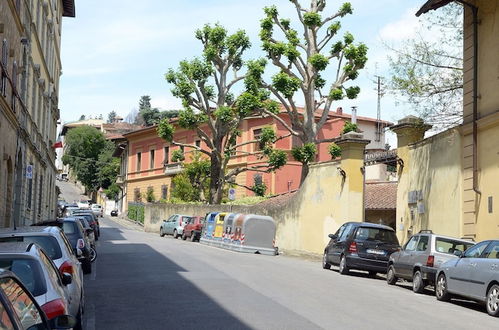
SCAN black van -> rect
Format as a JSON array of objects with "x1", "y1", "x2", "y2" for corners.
[{"x1": 322, "y1": 222, "x2": 400, "y2": 276}]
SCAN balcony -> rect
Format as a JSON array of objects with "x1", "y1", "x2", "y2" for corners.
[{"x1": 164, "y1": 163, "x2": 183, "y2": 176}]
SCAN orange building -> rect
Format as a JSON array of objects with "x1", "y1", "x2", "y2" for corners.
[{"x1": 115, "y1": 107, "x2": 391, "y2": 209}]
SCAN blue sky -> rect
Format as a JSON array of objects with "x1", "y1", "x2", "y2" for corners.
[{"x1": 58, "y1": 0, "x2": 425, "y2": 145}]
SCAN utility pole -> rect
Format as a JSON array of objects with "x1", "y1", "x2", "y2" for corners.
[{"x1": 374, "y1": 75, "x2": 385, "y2": 142}]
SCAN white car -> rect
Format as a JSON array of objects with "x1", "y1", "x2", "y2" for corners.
[
  {"x1": 91, "y1": 204, "x2": 103, "y2": 217},
  {"x1": 77, "y1": 200, "x2": 90, "y2": 209}
]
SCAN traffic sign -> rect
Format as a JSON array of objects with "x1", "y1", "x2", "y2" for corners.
[{"x1": 228, "y1": 188, "x2": 236, "y2": 201}]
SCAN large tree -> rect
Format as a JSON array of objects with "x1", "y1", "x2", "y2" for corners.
[
  {"x1": 158, "y1": 24, "x2": 288, "y2": 204},
  {"x1": 386, "y1": 4, "x2": 463, "y2": 129},
  {"x1": 136, "y1": 95, "x2": 180, "y2": 126},
  {"x1": 62, "y1": 126, "x2": 107, "y2": 192},
  {"x1": 258, "y1": 0, "x2": 368, "y2": 183}
]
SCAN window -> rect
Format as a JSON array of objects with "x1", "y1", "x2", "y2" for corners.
[
  {"x1": 1, "y1": 39, "x2": 8, "y2": 97},
  {"x1": 163, "y1": 147, "x2": 169, "y2": 164},
  {"x1": 335, "y1": 224, "x2": 346, "y2": 239},
  {"x1": 404, "y1": 236, "x2": 419, "y2": 251},
  {"x1": 416, "y1": 236, "x2": 429, "y2": 252},
  {"x1": 136, "y1": 152, "x2": 142, "y2": 171},
  {"x1": 0, "y1": 296, "x2": 14, "y2": 329},
  {"x1": 161, "y1": 185, "x2": 168, "y2": 200},
  {"x1": 37, "y1": 175, "x2": 43, "y2": 215},
  {"x1": 435, "y1": 238, "x2": 474, "y2": 255},
  {"x1": 484, "y1": 242, "x2": 499, "y2": 259},
  {"x1": 0, "y1": 236, "x2": 62, "y2": 260},
  {"x1": 195, "y1": 140, "x2": 201, "y2": 148},
  {"x1": 339, "y1": 224, "x2": 354, "y2": 241},
  {"x1": 463, "y1": 241, "x2": 489, "y2": 258},
  {"x1": 150, "y1": 149, "x2": 155, "y2": 169},
  {"x1": 0, "y1": 277, "x2": 43, "y2": 329},
  {"x1": 0, "y1": 258, "x2": 46, "y2": 296},
  {"x1": 27, "y1": 164, "x2": 33, "y2": 209},
  {"x1": 253, "y1": 128, "x2": 262, "y2": 151},
  {"x1": 134, "y1": 188, "x2": 141, "y2": 202}
]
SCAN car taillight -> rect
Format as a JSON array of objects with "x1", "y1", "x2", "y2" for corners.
[
  {"x1": 426, "y1": 255, "x2": 434, "y2": 267},
  {"x1": 59, "y1": 261, "x2": 74, "y2": 275},
  {"x1": 77, "y1": 238, "x2": 85, "y2": 249},
  {"x1": 348, "y1": 242, "x2": 358, "y2": 253},
  {"x1": 41, "y1": 298, "x2": 66, "y2": 320}
]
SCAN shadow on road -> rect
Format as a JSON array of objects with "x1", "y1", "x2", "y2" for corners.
[{"x1": 84, "y1": 226, "x2": 251, "y2": 330}]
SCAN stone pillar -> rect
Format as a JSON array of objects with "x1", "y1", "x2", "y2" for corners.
[
  {"x1": 336, "y1": 132, "x2": 370, "y2": 222},
  {"x1": 391, "y1": 116, "x2": 431, "y2": 243}
]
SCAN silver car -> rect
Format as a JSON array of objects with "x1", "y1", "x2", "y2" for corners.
[
  {"x1": 436, "y1": 240, "x2": 499, "y2": 317},
  {"x1": 0, "y1": 243, "x2": 73, "y2": 323},
  {"x1": 0, "y1": 226, "x2": 85, "y2": 327}
]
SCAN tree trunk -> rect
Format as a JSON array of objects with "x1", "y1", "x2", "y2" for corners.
[
  {"x1": 208, "y1": 154, "x2": 224, "y2": 204},
  {"x1": 299, "y1": 162, "x2": 310, "y2": 185}
]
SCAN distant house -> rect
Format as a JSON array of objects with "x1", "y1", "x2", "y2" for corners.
[{"x1": 114, "y1": 106, "x2": 392, "y2": 211}]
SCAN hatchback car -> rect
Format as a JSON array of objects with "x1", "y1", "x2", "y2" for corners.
[
  {"x1": 74, "y1": 217, "x2": 97, "y2": 263},
  {"x1": 91, "y1": 204, "x2": 103, "y2": 218},
  {"x1": 436, "y1": 239, "x2": 499, "y2": 317},
  {"x1": 0, "y1": 270, "x2": 76, "y2": 329},
  {"x1": 0, "y1": 226, "x2": 85, "y2": 325},
  {"x1": 387, "y1": 230, "x2": 475, "y2": 293},
  {"x1": 182, "y1": 216, "x2": 204, "y2": 242},
  {"x1": 76, "y1": 200, "x2": 90, "y2": 209},
  {"x1": 0, "y1": 243, "x2": 75, "y2": 326},
  {"x1": 323, "y1": 222, "x2": 400, "y2": 276},
  {"x1": 160, "y1": 214, "x2": 191, "y2": 239},
  {"x1": 33, "y1": 219, "x2": 93, "y2": 274},
  {"x1": 72, "y1": 210, "x2": 100, "y2": 239}
]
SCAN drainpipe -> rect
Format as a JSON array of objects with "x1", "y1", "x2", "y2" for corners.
[{"x1": 457, "y1": 0, "x2": 480, "y2": 195}]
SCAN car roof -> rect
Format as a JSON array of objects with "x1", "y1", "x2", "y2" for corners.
[
  {"x1": 0, "y1": 242, "x2": 35, "y2": 254},
  {"x1": 0, "y1": 226, "x2": 60, "y2": 235},
  {"x1": 416, "y1": 232, "x2": 476, "y2": 244},
  {"x1": 343, "y1": 222, "x2": 395, "y2": 231}
]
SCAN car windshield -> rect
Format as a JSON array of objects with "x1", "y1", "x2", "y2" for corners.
[
  {"x1": 0, "y1": 258, "x2": 46, "y2": 296},
  {"x1": 435, "y1": 238, "x2": 474, "y2": 255},
  {"x1": 355, "y1": 227, "x2": 399, "y2": 244},
  {"x1": 0, "y1": 236, "x2": 62, "y2": 260}
]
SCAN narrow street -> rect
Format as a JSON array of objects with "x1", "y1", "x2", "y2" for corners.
[{"x1": 56, "y1": 183, "x2": 499, "y2": 330}]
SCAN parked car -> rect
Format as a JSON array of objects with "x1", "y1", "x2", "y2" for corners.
[
  {"x1": 62, "y1": 205, "x2": 79, "y2": 217},
  {"x1": 322, "y1": 222, "x2": 400, "y2": 276},
  {"x1": 182, "y1": 216, "x2": 205, "y2": 242},
  {"x1": 0, "y1": 243, "x2": 77, "y2": 327},
  {"x1": 33, "y1": 219, "x2": 93, "y2": 274},
  {"x1": 435, "y1": 239, "x2": 499, "y2": 317},
  {"x1": 74, "y1": 217, "x2": 97, "y2": 262},
  {"x1": 76, "y1": 200, "x2": 90, "y2": 209},
  {"x1": 91, "y1": 204, "x2": 103, "y2": 218},
  {"x1": 72, "y1": 210, "x2": 100, "y2": 239},
  {"x1": 0, "y1": 226, "x2": 85, "y2": 325},
  {"x1": 160, "y1": 214, "x2": 191, "y2": 239},
  {"x1": 110, "y1": 209, "x2": 118, "y2": 217},
  {"x1": 0, "y1": 270, "x2": 76, "y2": 329},
  {"x1": 387, "y1": 230, "x2": 475, "y2": 293}
]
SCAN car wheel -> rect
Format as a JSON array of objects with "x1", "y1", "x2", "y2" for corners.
[
  {"x1": 82, "y1": 259, "x2": 92, "y2": 274},
  {"x1": 436, "y1": 273, "x2": 450, "y2": 301},
  {"x1": 386, "y1": 265, "x2": 398, "y2": 285},
  {"x1": 89, "y1": 247, "x2": 97, "y2": 263},
  {"x1": 160, "y1": 228, "x2": 165, "y2": 237},
  {"x1": 174, "y1": 229, "x2": 178, "y2": 239},
  {"x1": 190, "y1": 233, "x2": 196, "y2": 242},
  {"x1": 182, "y1": 233, "x2": 187, "y2": 240},
  {"x1": 322, "y1": 252, "x2": 331, "y2": 270},
  {"x1": 413, "y1": 270, "x2": 425, "y2": 293},
  {"x1": 486, "y1": 284, "x2": 499, "y2": 317},
  {"x1": 339, "y1": 255, "x2": 349, "y2": 275},
  {"x1": 95, "y1": 232, "x2": 99, "y2": 241}
]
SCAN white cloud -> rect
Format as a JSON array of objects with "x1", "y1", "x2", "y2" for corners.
[{"x1": 379, "y1": 7, "x2": 420, "y2": 42}]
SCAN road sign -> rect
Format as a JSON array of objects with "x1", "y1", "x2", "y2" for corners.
[
  {"x1": 26, "y1": 165, "x2": 33, "y2": 179},
  {"x1": 228, "y1": 188, "x2": 236, "y2": 201}
]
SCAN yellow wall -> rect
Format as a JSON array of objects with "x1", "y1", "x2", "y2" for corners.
[{"x1": 395, "y1": 128, "x2": 463, "y2": 245}]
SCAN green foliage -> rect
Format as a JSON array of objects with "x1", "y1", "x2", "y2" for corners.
[
  {"x1": 272, "y1": 72, "x2": 300, "y2": 98},
  {"x1": 96, "y1": 141, "x2": 120, "y2": 189},
  {"x1": 224, "y1": 195, "x2": 268, "y2": 205},
  {"x1": 309, "y1": 54, "x2": 329, "y2": 71},
  {"x1": 328, "y1": 143, "x2": 342, "y2": 160},
  {"x1": 62, "y1": 126, "x2": 107, "y2": 192},
  {"x1": 342, "y1": 121, "x2": 358, "y2": 134},
  {"x1": 171, "y1": 152, "x2": 211, "y2": 203},
  {"x1": 252, "y1": 182, "x2": 267, "y2": 197},
  {"x1": 107, "y1": 111, "x2": 117, "y2": 123},
  {"x1": 330, "y1": 88, "x2": 343, "y2": 100},
  {"x1": 145, "y1": 187, "x2": 156, "y2": 203},
  {"x1": 127, "y1": 203, "x2": 144, "y2": 223},
  {"x1": 345, "y1": 86, "x2": 361, "y2": 99},
  {"x1": 303, "y1": 12, "x2": 322, "y2": 27},
  {"x1": 171, "y1": 149, "x2": 185, "y2": 163},
  {"x1": 104, "y1": 183, "x2": 120, "y2": 201},
  {"x1": 291, "y1": 143, "x2": 317, "y2": 165},
  {"x1": 267, "y1": 149, "x2": 287, "y2": 170},
  {"x1": 339, "y1": 2, "x2": 353, "y2": 17},
  {"x1": 157, "y1": 121, "x2": 175, "y2": 142}
]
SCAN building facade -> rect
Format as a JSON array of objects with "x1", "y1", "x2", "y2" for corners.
[
  {"x1": 116, "y1": 107, "x2": 390, "y2": 212},
  {"x1": 0, "y1": 0, "x2": 75, "y2": 227}
]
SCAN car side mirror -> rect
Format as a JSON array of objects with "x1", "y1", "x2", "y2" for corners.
[
  {"x1": 48, "y1": 314, "x2": 77, "y2": 329},
  {"x1": 61, "y1": 273, "x2": 72, "y2": 286},
  {"x1": 328, "y1": 234, "x2": 337, "y2": 240}
]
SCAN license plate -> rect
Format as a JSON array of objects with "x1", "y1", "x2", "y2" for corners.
[{"x1": 367, "y1": 249, "x2": 385, "y2": 255}]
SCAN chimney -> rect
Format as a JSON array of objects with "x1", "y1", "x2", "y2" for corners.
[
  {"x1": 351, "y1": 106, "x2": 357, "y2": 125},
  {"x1": 336, "y1": 107, "x2": 343, "y2": 115}
]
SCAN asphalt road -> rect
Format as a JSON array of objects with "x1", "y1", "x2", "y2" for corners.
[{"x1": 57, "y1": 183, "x2": 498, "y2": 329}]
